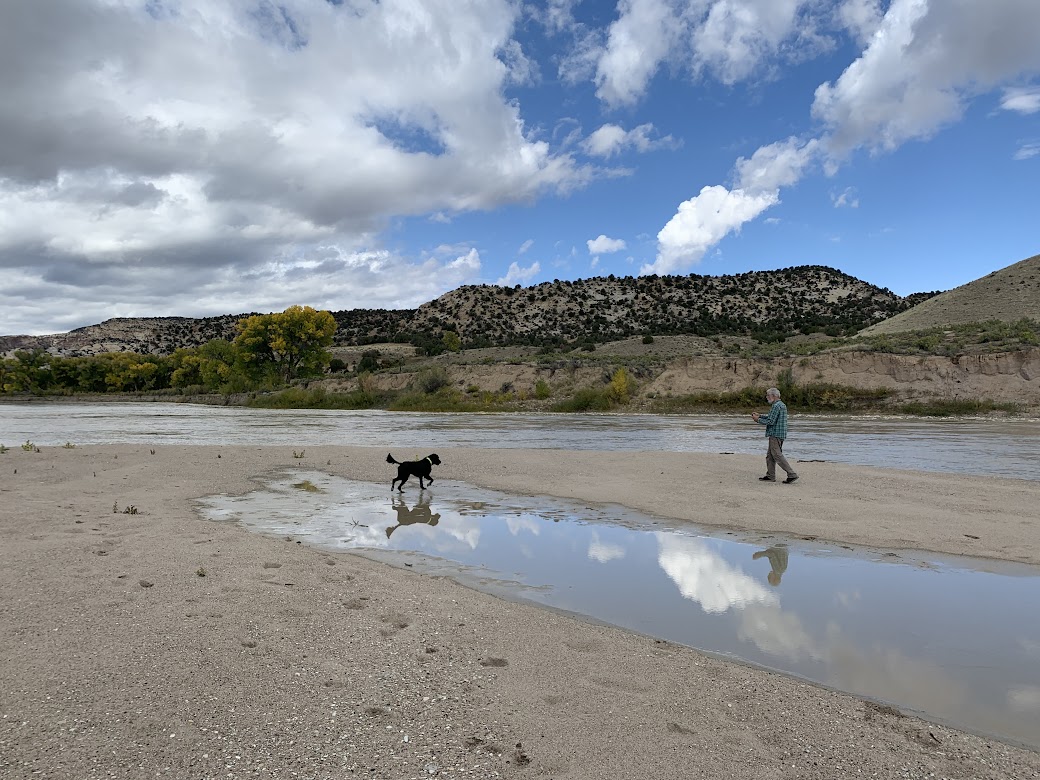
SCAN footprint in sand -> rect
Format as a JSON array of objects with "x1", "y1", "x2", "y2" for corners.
[
  {"x1": 479, "y1": 657, "x2": 509, "y2": 668},
  {"x1": 379, "y1": 613, "x2": 410, "y2": 637}
]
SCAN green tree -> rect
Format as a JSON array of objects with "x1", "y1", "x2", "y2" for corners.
[
  {"x1": 442, "y1": 331, "x2": 462, "y2": 352},
  {"x1": 234, "y1": 306, "x2": 337, "y2": 384}
]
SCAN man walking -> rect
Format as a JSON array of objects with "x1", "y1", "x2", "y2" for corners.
[{"x1": 751, "y1": 387, "x2": 798, "y2": 484}]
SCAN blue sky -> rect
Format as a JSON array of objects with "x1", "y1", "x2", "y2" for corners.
[{"x1": 1, "y1": 0, "x2": 1038, "y2": 335}]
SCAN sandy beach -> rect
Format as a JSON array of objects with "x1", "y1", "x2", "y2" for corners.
[{"x1": 1, "y1": 444, "x2": 1038, "y2": 779}]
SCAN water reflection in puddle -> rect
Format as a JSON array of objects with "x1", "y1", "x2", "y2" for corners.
[{"x1": 197, "y1": 472, "x2": 1040, "y2": 750}]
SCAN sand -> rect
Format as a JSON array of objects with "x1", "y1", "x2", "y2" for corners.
[{"x1": 1, "y1": 444, "x2": 1038, "y2": 779}]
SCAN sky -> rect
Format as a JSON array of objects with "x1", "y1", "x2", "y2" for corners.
[{"x1": 1, "y1": 0, "x2": 1038, "y2": 336}]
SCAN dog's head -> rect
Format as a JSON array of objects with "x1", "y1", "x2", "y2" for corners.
[{"x1": 428, "y1": 454, "x2": 441, "y2": 466}]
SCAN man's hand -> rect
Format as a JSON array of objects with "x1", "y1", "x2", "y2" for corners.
[{"x1": 751, "y1": 412, "x2": 759, "y2": 422}]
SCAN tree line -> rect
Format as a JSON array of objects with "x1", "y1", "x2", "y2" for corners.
[{"x1": 0, "y1": 306, "x2": 336, "y2": 396}]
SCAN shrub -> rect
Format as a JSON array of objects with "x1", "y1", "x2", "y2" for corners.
[
  {"x1": 414, "y1": 367, "x2": 450, "y2": 394},
  {"x1": 534, "y1": 379, "x2": 551, "y2": 399},
  {"x1": 550, "y1": 387, "x2": 613, "y2": 412}
]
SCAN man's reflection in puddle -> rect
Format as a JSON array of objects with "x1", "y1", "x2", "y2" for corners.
[
  {"x1": 753, "y1": 544, "x2": 789, "y2": 586},
  {"x1": 386, "y1": 492, "x2": 442, "y2": 538}
]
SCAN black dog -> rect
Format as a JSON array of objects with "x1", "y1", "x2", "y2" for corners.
[{"x1": 386, "y1": 452, "x2": 441, "y2": 491}]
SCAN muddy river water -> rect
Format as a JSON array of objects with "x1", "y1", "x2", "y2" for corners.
[{"x1": 2, "y1": 402, "x2": 1038, "y2": 479}]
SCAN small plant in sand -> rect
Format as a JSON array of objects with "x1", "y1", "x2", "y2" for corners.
[
  {"x1": 21, "y1": 440, "x2": 39, "y2": 452},
  {"x1": 292, "y1": 450, "x2": 306, "y2": 459},
  {"x1": 113, "y1": 501, "x2": 118, "y2": 514},
  {"x1": 122, "y1": 505, "x2": 139, "y2": 515},
  {"x1": 0, "y1": 444, "x2": 8, "y2": 454},
  {"x1": 196, "y1": 567, "x2": 207, "y2": 577},
  {"x1": 292, "y1": 479, "x2": 321, "y2": 492},
  {"x1": 150, "y1": 449, "x2": 156, "y2": 455},
  {"x1": 63, "y1": 442, "x2": 75, "y2": 449}
]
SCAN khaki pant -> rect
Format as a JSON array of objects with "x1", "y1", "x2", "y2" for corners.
[{"x1": 766, "y1": 437, "x2": 797, "y2": 479}]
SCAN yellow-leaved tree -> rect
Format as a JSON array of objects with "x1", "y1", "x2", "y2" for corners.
[{"x1": 234, "y1": 306, "x2": 337, "y2": 384}]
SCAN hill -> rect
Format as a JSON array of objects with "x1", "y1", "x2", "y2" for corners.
[
  {"x1": 0, "y1": 265, "x2": 927, "y2": 358},
  {"x1": 861, "y1": 253, "x2": 1040, "y2": 336}
]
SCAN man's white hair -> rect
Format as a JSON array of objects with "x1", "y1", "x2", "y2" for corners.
[{"x1": 766, "y1": 387, "x2": 781, "y2": 399}]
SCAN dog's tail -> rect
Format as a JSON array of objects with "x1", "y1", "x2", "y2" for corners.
[{"x1": 386, "y1": 453, "x2": 399, "y2": 465}]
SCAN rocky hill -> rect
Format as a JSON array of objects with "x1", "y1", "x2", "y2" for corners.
[
  {"x1": 861, "y1": 253, "x2": 1040, "y2": 336},
  {"x1": 0, "y1": 265, "x2": 929, "y2": 358},
  {"x1": 412, "y1": 266, "x2": 926, "y2": 347}
]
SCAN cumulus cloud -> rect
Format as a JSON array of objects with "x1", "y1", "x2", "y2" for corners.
[
  {"x1": 646, "y1": 1, "x2": 1040, "y2": 276},
  {"x1": 592, "y1": 0, "x2": 827, "y2": 107},
  {"x1": 496, "y1": 260, "x2": 541, "y2": 286},
  {"x1": 689, "y1": 0, "x2": 824, "y2": 85},
  {"x1": 647, "y1": 136, "x2": 816, "y2": 273},
  {"x1": 813, "y1": 0, "x2": 1040, "y2": 154},
  {"x1": 647, "y1": 185, "x2": 778, "y2": 274},
  {"x1": 587, "y1": 235, "x2": 627, "y2": 254},
  {"x1": 1001, "y1": 86, "x2": 1040, "y2": 114},
  {"x1": 595, "y1": 0, "x2": 681, "y2": 107},
  {"x1": 582, "y1": 123, "x2": 677, "y2": 157},
  {"x1": 0, "y1": 0, "x2": 592, "y2": 333},
  {"x1": 838, "y1": 0, "x2": 884, "y2": 45}
]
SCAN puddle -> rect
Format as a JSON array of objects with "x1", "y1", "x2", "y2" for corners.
[{"x1": 197, "y1": 472, "x2": 1040, "y2": 750}]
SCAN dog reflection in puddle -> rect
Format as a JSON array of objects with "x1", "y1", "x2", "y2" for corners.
[{"x1": 386, "y1": 492, "x2": 442, "y2": 539}]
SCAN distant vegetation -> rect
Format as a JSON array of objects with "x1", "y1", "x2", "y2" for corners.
[
  {"x1": 0, "y1": 306, "x2": 335, "y2": 395},
  {"x1": 0, "y1": 265, "x2": 933, "y2": 357}
]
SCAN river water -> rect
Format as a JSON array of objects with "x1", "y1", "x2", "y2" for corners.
[{"x1": 1, "y1": 402, "x2": 1038, "y2": 479}]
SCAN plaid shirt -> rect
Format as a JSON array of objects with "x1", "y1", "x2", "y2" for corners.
[{"x1": 756, "y1": 399, "x2": 789, "y2": 439}]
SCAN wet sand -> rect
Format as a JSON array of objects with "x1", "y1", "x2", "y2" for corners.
[{"x1": 1, "y1": 444, "x2": 1038, "y2": 779}]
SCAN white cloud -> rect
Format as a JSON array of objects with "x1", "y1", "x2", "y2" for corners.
[
  {"x1": 647, "y1": 185, "x2": 778, "y2": 274},
  {"x1": 0, "y1": 0, "x2": 594, "y2": 333},
  {"x1": 496, "y1": 260, "x2": 541, "y2": 286},
  {"x1": 832, "y1": 186, "x2": 859, "y2": 208},
  {"x1": 587, "y1": 235, "x2": 627, "y2": 254},
  {"x1": 1013, "y1": 142, "x2": 1040, "y2": 160},
  {"x1": 646, "y1": 135, "x2": 816, "y2": 274},
  {"x1": 838, "y1": 0, "x2": 884, "y2": 45},
  {"x1": 595, "y1": 0, "x2": 681, "y2": 107},
  {"x1": 690, "y1": 0, "x2": 822, "y2": 85},
  {"x1": 1001, "y1": 86, "x2": 1040, "y2": 114},
  {"x1": 813, "y1": 0, "x2": 1040, "y2": 154},
  {"x1": 646, "y1": 1, "x2": 1040, "y2": 277},
  {"x1": 518, "y1": 238, "x2": 534, "y2": 254},
  {"x1": 583, "y1": 122, "x2": 677, "y2": 157},
  {"x1": 734, "y1": 137, "x2": 820, "y2": 193},
  {"x1": 592, "y1": 0, "x2": 828, "y2": 107}
]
